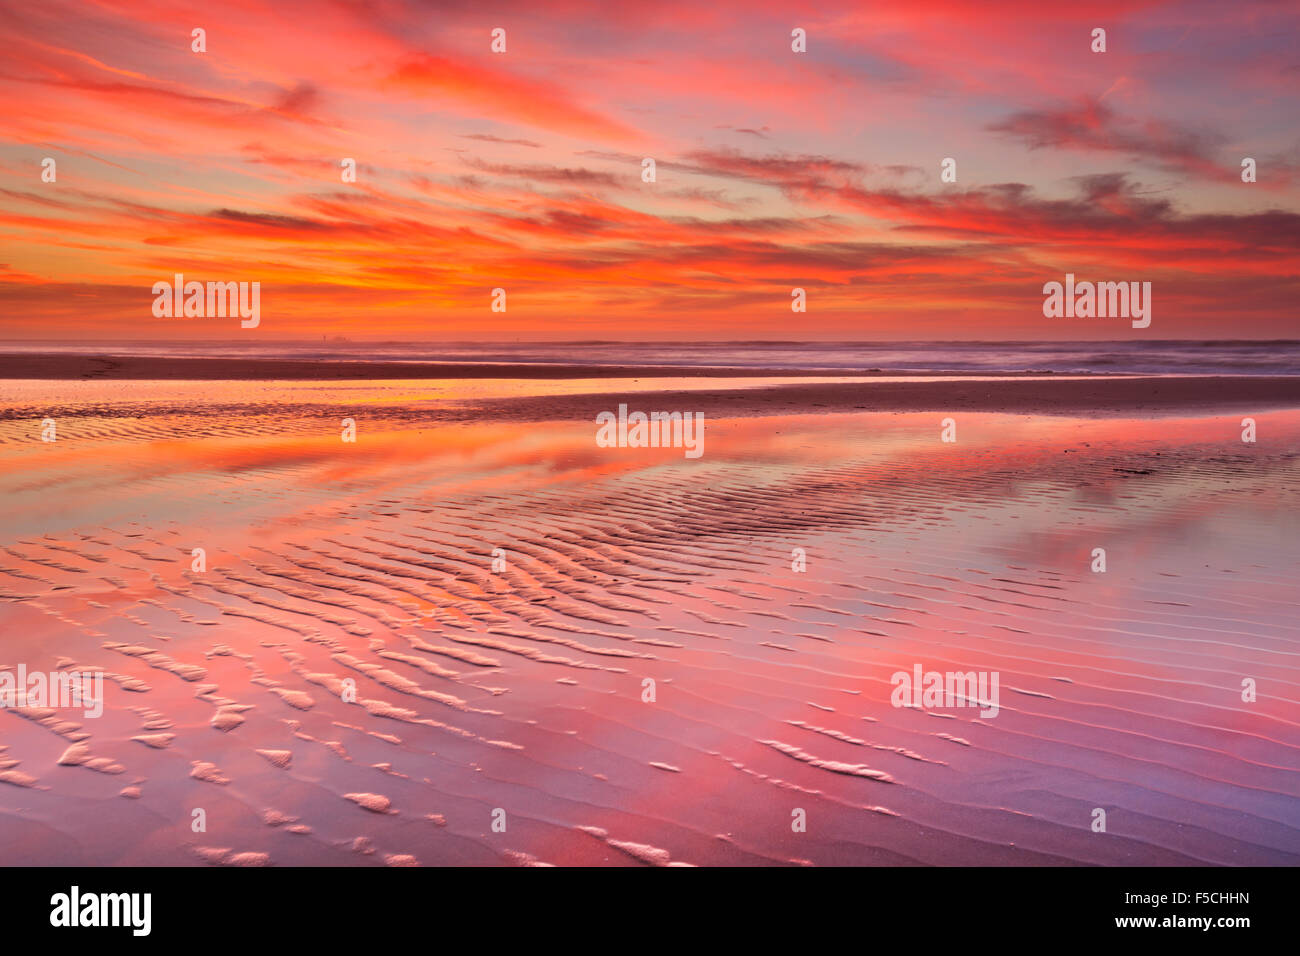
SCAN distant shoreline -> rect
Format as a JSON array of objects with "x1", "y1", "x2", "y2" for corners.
[
  {"x1": 3, "y1": 342, "x2": 1298, "y2": 381},
  {"x1": 0, "y1": 353, "x2": 1096, "y2": 381}
]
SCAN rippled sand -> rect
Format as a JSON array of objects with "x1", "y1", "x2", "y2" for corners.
[{"x1": 0, "y1": 378, "x2": 1297, "y2": 865}]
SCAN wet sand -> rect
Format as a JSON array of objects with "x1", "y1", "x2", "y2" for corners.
[{"x1": 0, "y1": 375, "x2": 1297, "y2": 866}]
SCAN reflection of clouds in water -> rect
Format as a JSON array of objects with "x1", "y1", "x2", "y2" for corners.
[{"x1": 0, "y1": 394, "x2": 1296, "y2": 865}]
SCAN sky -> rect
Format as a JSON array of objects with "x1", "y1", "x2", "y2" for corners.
[{"x1": 0, "y1": 0, "x2": 1297, "y2": 342}]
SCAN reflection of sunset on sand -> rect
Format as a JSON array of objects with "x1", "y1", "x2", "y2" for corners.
[{"x1": 1, "y1": 376, "x2": 1296, "y2": 865}]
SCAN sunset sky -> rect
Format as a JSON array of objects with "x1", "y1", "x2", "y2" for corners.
[{"x1": 1, "y1": 0, "x2": 1297, "y2": 341}]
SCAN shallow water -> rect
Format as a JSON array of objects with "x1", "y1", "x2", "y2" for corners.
[{"x1": 1, "y1": 380, "x2": 1297, "y2": 865}]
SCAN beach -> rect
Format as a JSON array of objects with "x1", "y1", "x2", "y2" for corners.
[{"x1": 1, "y1": 370, "x2": 1297, "y2": 866}]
